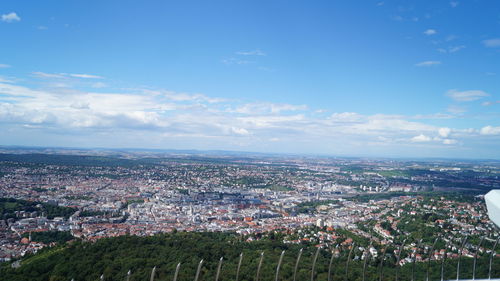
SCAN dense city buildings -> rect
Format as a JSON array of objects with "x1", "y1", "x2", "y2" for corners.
[{"x1": 1, "y1": 149, "x2": 499, "y2": 264}]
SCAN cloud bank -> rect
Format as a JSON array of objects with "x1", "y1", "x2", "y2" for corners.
[{"x1": 0, "y1": 73, "x2": 498, "y2": 158}]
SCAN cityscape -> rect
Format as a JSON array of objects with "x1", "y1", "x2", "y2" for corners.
[
  {"x1": 1, "y1": 0, "x2": 500, "y2": 280},
  {"x1": 0, "y1": 148, "x2": 499, "y2": 280}
]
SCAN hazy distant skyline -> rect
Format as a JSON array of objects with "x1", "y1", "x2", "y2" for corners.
[{"x1": 1, "y1": 1, "x2": 499, "y2": 158}]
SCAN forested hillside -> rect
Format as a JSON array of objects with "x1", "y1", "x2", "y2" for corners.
[{"x1": 1, "y1": 232, "x2": 498, "y2": 281}]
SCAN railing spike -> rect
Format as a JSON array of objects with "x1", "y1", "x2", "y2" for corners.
[
  {"x1": 378, "y1": 246, "x2": 388, "y2": 281},
  {"x1": 456, "y1": 236, "x2": 468, "y2": 281},
  {"x1": 311, "y1": 246, "x2": 321, "y2": 281},
  {"x1": 427, "y1": 238, "x2": 439, "y2": 281},
  {"x1": 126, "y1": 269, "x2": 131, "y2": 281},
  {"x1": 194, "y1": 259, "x2": 204, "y2": 281},
  {"x1": 411, "y1": 239, "x2": 423, "y2": 281},
  {"x1": 441, "y1": 241, "x2": 450, "y2": 281},
  {"x1": 236, "y1": 253, "x2": 243, "y2": 281},
  {"x1": 489, "y1": 236, "x2": 500, "y2": 280},
  {"x1": 293, "y1": 248, "x2": 303, "y2": 281},
  {"x1": 255, "y1": 252, "x2": 264, "y2": 281},
  {"x1": 328, "y1": 246, "x2": 338, "y2": 281},
  {"x1": 215, "y1": 257, "x2": 223, "y2": 281},
  {"x1": 150, "y1": 266, "x2": 156, "y2": 281},
  {"x1": 362, "y1": 241, "x2": 373, "y2": 281},
  {"x1": 473, "y1": 236, "x2": 485, "y2": 280},
  {"x1": 345, "y1": 242, "x2": 356, "y2": 281},
  {"x1": 173, "y1": 263, "x2": 181, "y2": 281},
  {"x1": 395, "y1": 239, "x2": 407, "y2": 281},
  {"x1": 275, "y1": 250, "x2": 285, "y2": 281}
]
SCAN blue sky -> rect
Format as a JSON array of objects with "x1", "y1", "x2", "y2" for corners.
[{"x1": 0, "y1": 0, "x2": 499, "y2": 158}]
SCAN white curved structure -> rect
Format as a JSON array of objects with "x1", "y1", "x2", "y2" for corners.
[{"x1": 485, "y1": 190, "x2": 500, "y2": 228}]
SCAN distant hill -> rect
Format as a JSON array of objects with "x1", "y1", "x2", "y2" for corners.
[
  {"x1": 0, "y1": 152, "x2": 286, "y2": 167},
  {"x1": 1, "y1": 232, "x2": 498, "y2": 281},
  {"x1": 0, "y1": 153, "x2": 148, "y2": 167}
]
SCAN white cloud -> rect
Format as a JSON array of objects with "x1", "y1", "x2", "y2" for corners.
[
  {"x1": 415, "y1": 61, "x2": 441, "y2": 67},
  {"x1": 442, "y1": 139, "x2": 457, "y2": 145},
  {"x1": 450, "y1": 1, "x2": 459, "y2": 8},
  {"x1": 33, "y1": 72, "x2": 103, "y2": 79},
  {"x1": 270, "y1": 104, "x2": 307, "y2": 113},
  {"x1": 230, "y1": 127, "x2": 250, "y2": 136},
  {"x1": 1, "y1": 75, "x2": 498, "y2": 155},
  {"x1": 480, "y1": 126, "x2": 500, "y2": 135},
  {"x1": 238, "y1": 114, "x2": 305, "y2": 129},
  {"x1": 154, "y1": 90, "x2": 224, "y2": 103},
  {"x1": 439, "y1": 45, "x2": 465, "y2": 54},
  {"x1": 1, "y1": 12, "x2": 21, "y2": 23},
  {"x1": 329, "y1": 112, "x2": 363, "y2": 123},
  {"x1": 222, "y1": 58, "x2": 253, "y2": 65},
  {"x1": 66, "y1": 73, "x2": 103, "y2": 79},
  {"x1": 482, "y1": 100, "x2": 500, "y2": 106},
  {"x1": 411, "y1": 132, "x2": 458, "y2": 145},
  {"x1": 0, "y1": 64, "x2": 10, "y2": 68},
  {"x1": 233, "y1": 102, "x2": 307, "y2": 114},
  {"x1": 423, "y1": 29, "x2": 437, "y2": 35},
  {"x1": 411, "y1": 134, "x2": 432, "y2": 142},
  {"x1": 33, "y1": 72, "x2": 66, "y2": 79},
  {"x1": 448, "y1": 45, "x2": 465, "y2": 53},
  {"x1": 446, "y1": 89, "x2": 490, "y2": 102},
  {"x1": 438, "y1": 127, "x2": 451, "y2": 138},
  {"x1": 355, "y1": 117, "x2": 435, "y2": 134},
  {"x1": 236, "y1": 49, "x2": 266, "y2": 56},
  {"x1": 482, "y1": 39, "x2": 500, "y2": 48},
  {"x1": 70, "y1": 101, "x2": 90, "y2": 110},
  {"x1": 412, "y1": 113, "x2": 455, "y2": 120}
]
